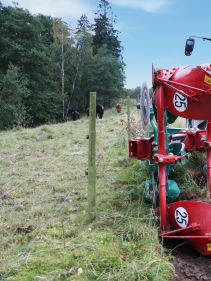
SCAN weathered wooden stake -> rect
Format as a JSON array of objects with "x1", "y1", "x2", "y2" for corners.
[
  {"x1": 127, "y1": 96, "x2": 131, "y2": 138},
  {"x1": 88, "y1": 92, "x2": 96, "y2": 221}
]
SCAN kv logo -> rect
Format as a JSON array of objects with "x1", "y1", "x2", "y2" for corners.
[{"x1": 175, "y1": 207, "x2": 188, "y2": 228}]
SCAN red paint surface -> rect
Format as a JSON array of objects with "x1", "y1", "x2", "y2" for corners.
[{"x1": 166, "y1": 201, "x2": 211, "y2": 255}]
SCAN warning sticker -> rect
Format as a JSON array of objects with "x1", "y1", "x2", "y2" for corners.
[
  {"x1": 207, "y1": 243, "x2": 211, "y2": 251},
  {"x1": 204, "y1": 75, "x2": 211, "y2": 85}
]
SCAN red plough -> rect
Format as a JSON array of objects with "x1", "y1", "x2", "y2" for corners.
[{"x1": 130, "y1": 62, "x2": 211, "y2": 255}]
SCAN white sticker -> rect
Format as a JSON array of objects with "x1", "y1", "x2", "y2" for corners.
[
  {"x1": 174, "y1": 207, "x2": 188, "y2": 228},
  {"x1": 173, "y1": 92, "x2": 187, "y2": 112}
]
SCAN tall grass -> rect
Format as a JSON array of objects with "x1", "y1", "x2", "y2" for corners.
[{"x1": 0, "y1": 108, "x2": 173, "y2": 280}]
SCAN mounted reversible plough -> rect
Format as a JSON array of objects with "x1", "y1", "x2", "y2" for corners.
[{"x1": 129, "y1": 62, "x2": 211, "y2": 255}]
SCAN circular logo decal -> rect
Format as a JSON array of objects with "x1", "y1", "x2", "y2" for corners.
[
  {"x1": 173, "y1": 92, "x2": 187, "y2": 112},
  {"x1": 174, "y1": 207, "x2": 188, "y2": 228}
]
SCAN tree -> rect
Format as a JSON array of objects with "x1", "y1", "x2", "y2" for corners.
[
  {"x1": 0, "y1": 5, "x2": 60, "y2": 126},
  {"x1": 0, "y1": 1, "x2": 126, "y2": 129},
  {"x1": 0, "y1": 64, "x2": 29, "y2": 129},
  {"x1": 93, "y1": 0, "x2": 122, "y2": 59},
  {"x1": 71, "y1": 15, "x2": 93, "y2": 111},
  {"x1": 131, "y1": 86, "x2": 141, "y2": 100},
  {"x1": 76, "y1": 14, "x2": 92, "y2": 36},
  {"x1": 53, "y1": 18, "x2": 72, "y2": 121},
  {"x1": 92, "y1": 1, "x2": 125, "y2": 106},
  {"x1": 85, "y1": 47, "x2": 124, "y2": 107}
]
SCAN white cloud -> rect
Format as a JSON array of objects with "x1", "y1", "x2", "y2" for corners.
[
  {"x1": 112, "y1": 0, "x2": 170, "y2": 13},
  {"x1": 1, "y1": 0, "x2": 92, "y2": 19}
]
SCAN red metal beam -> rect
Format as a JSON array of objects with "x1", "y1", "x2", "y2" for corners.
[
  {"x1": 206, "y1": 121, "x2": 211, "y2": 200},
  {"x1": 157, "y1": 85, "x2": 167, "y2": 231}
]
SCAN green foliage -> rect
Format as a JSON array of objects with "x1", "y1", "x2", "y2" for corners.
[
  {"x1": 0, "y1": 1, "x2": 125, "y2": 129},
  {"x1": 185, "y1": 151, "x2": 206, "y2": 170},
  {"x1": 0, "y1": 64, "x2": 29, "y2": 129},
  {"x1": 85, "y1": 47, "x2": 125, "y2": 107},
  {"x1": 171, "y1": 152, "x2": 207, "y2": 192},
  {"x1": 127, "y1": 86, "x2": 141, "y2": 100},
  {"x1": 0, "y1": 4, "x2": 60, "y2": 126},
  {"x1": 93, "y1": 0, "x2": 122, "y2": 59}
]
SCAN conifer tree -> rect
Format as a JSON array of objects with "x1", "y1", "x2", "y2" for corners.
[{"x1": 93, "y1": 0, "x2": 122, "y2": 59}]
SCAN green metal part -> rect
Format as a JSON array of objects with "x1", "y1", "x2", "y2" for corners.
[
  {"x1": 150, "y1": 107, "x2": 158, "y2": 144},
  {"x1": 145, "y1": 179, "x2": 180, "y2": 204},
  {"x1": 166, "y1": 179, "x2": 180, "y2": 203},
  {"x1": 137, "y1": 100, "x2": 188, "y2": 207},
  {"x1": 144, "y1": 105, "x2": 187, "y2": 206},
  {"x1": 203, "y1": 164, "x2": 207, "y2": 175}
]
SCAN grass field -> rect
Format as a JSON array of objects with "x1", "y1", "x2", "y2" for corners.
[{"x1": 0, "y1": 107, "x2": 173, "y2": 281}]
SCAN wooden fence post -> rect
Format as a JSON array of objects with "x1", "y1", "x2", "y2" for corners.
[
  {"x1": 88, "y1": 92, "x2": 96, "y2": 221},
  {"x1": 127, "y1": 96, "x2": 131, "y2": 138}
]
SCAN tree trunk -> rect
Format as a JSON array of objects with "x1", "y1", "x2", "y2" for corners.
[{"x1": 61, "y1": 27, "x2": 65, "y2": 121}]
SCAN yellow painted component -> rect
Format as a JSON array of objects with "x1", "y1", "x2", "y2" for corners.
[
  {"x1": 207, "y1": 243, "x2": 211, "y2": 251},
  {"x1": 204, "y1": 75, "x2": 211, "y2": 85}
]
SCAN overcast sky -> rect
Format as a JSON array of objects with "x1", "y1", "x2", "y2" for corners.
[{"x1": 2, "y1": 0, "x2": 211, "y2": 88}]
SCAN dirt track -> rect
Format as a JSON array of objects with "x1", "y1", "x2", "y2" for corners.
[{"x1": 165, "y1": 240, "x2": 211, "y2": 281}]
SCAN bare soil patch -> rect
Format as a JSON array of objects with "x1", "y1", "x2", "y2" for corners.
[{"x1": 165, "y1": 237, "x2": 211, "y2": 280}]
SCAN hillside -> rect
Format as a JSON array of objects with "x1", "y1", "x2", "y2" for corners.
[{"x1": 0, "y1": 108, "x2": 172, "y2": 280}]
